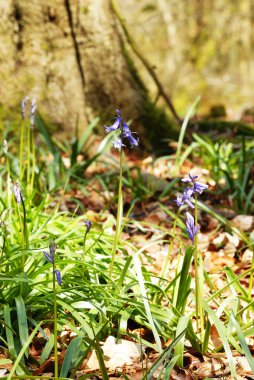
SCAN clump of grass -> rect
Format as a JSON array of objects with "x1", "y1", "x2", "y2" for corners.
[{"x1": 0, "y1": 101, "x2": 253, "y2": 380}]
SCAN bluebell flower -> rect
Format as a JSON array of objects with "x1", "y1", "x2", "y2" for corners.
[
  {"x1": 186, "y1": 212, "x2": 199, "y2": 242},
  {"x1": 49, "y1": 240, "x2": 57, "y2": 257},
  {"x1": 13, "y1": 183, "x2": 23, "y2": 204},
  {"x1": 192, "y1": 181, "x2": 208, "y2": 195},
  {"x1": 122, "y1": 123, "x2": 139, "y2": 148},
  {"x1": 112, "y1": 138, "x2": 125, "y2": 151},
  {"x1": 83, "y1": 219, "x2": 92, "y2": 234},
  {"x1": 43, "y1": 240, "x2": 57, "y2": 264},
  {"x1": 181, "y1": 174, "x2": 198, "y2": 183},
  {"x1": 105, "y1": 110, "x2": 139, "y2": 150},
  {"x1": 175, "y1": 187, "x2": 194, "y2": 209},
  {"x1": 105, "y1": 110, "x2": 122, "y2": 134},
  {"x1": 175, "y1": 195, "x2": 184, "y2": 207},
  {"x1": 181, "y1": 174, "x2": 208, "y2": 194},
  {"x1": 43, "y1": 250, "x2": 54, "y2": 264},
  {"x1": 43, "y1": 241, "x2": 62, "y2": 285},
  {"x1": 55, "y1": 270, "x2": 62, "y2": 286}
]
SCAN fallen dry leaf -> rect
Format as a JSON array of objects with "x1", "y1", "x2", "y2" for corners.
[{"x1": 87, "y1": 336, "x2": 141, "y2": 372}]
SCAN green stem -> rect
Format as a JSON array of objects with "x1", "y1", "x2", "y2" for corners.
[
  {"x1": 194, "y1": 194, "x2": 204, "y2": 343},
  {"x1": 19, "y1": 120, "x2": 25, "y2": 181},
  {"x1": 30, "y1": 128, "x2": 36, "y2": 192},
  {"x1": 17, "y1": 205, "x2": 25, "y2": 271},
  {"x1": 20, "y1": 197, "x2": 28, "y2": 248},
  {"x1": 83, "y1": 232, "x2": 88, "y2": 260},
  {"x1": 109, "y1": 148, "x2": 123, "y2": 277},
  {"x1": 53, "y1": 265, "x2": 58, "y2": 379},
  {"x1": 27, "y1": 125, "x2": 31, "y2": 191}
]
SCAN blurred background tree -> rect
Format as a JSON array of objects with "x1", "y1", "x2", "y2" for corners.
[{"x1": 0, "y1": 0, "x2": 253, "y2": 143}]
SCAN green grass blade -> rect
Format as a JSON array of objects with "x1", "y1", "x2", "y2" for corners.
[
  {"x1": 163, "y1": 355, "x2": 179, "y2": 380},
  {"x1": 4, "y1": 304, "x2": 17, "y2": 358},
  {"x1": 15, "y1": 295, "x2": 29, "y2": 358},
  {"x1": 77, "y1": 117, "x2": 100, "y2": 153},
  {"x1": 174, "y1": 316, "x2": 189, "y2": 367},
  {"x1": 7, "y1": 322, "x2": 42, "y2": 380},
  {"x1": 230, "y1": 314, "x2": 254, "y2": 374},
  {"x1": 202, "y1": 300, "x2": 237, "y2": 379},
  {"x1": 84, "y1": 337, "x2": 109, "y2": 380},
  {"x1": 57, "y1": 300, "x2": 94, "y2": 339},
  {"x1": 60, "y1": 336, "x2": 83, "y2": 377},
  {"x1": 145, "y1": 329, "x2": 186, "y2": 380},
  {"x1": 40, "y1": 333, "x2": 54, "y2": 364},
  {"x1": 175, "y1": 96, "x2": 200, "y2": 172},
  {"x1": 133, "y1": 253, "x2": 162, "y2": 353},
  {"x1": 175, "y1": 246, "x2": 193, "y2": 310}
]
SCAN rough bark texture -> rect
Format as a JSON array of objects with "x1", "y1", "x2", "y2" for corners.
[{"x1": 0, "y1": 0, "x2": 150, "y2": 136}]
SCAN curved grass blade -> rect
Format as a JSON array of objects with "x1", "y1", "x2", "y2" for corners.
[
  {"x1": 40, "y1": 333, "x2": 54, "y2": 364},
  {"x1": 3, "y1": 304, "x2": 17, "y2": 358},
  {"x1": 7, "y1": 322, "x2": 42, "y2": 380},
  {"x1": 15, "y1": 295, "x2": 29, "y2": 358},
  {"x1": 175, "y1": 96, "x2": 201, "y2": 173},
  {"x1": 174, "y1": 316, "x2": 189, "y2": 368},
  {"x1": 230, "y1": 314, "x2": 254, "y2": 374},
  {"x1": 60, "y1": 336, "x2": 83, "y2": 378},
  {"x1": 202, "y1": 300, "x2": 237, "y2": 379},
  {"x1": 133, "y1": 253, "x2": 162, "y2": 353},
  {"x1": 145, "y1": 329, "x2": 187, "y2": 380}
]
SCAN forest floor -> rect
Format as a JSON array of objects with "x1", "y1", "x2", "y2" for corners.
[{"x1": 1, "y1": 114, "x2": 254, "y2": 380}]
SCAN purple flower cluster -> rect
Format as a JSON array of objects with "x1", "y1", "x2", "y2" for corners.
[
  {"x1": 105, "y1": 110, "x2": 139, "y2": 150},
  {"x1": 175, "y1": 174, "x2": 208, "y2": 209},
  {"x1": 43, "y1": 240, "x2": 62, "y2": 286},
  {"x1": 176, "y1": 174, "x2": 208, "y2": 243},
  {"x1": 186, "y1": 212, "x2": 198, "y2": 242}
]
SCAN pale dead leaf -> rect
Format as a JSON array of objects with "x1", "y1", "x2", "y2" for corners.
[
  {"x1": 232, "y1": 215, "x2": 254, "y2": 232},
  {"x1": 87, "y1": 336, "x2": 140, "y2": 371},
  {"x1": 192, "y1": 354, "x2": 253, "y2": 379},
  {"x1": 210, "y1": 324, "x2": 222, "y2": 349}
]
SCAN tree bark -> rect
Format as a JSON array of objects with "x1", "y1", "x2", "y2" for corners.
[{"x1": 0, "y1": 0, "x2": 174, "y2": 144}]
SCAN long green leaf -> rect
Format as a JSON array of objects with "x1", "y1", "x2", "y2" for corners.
[
  {"x1": 133, "y1": 253, "x2": 162, "y2": 353},
  {"x1": 230, "y1": 314, "x2": 254, "y2": 374},
  {"x1": 175, "y1": 96, "x2": 201, "y2": 172},
  {"x1": 7, "y1": 322, "x2": 42, "y2": 380},
  {"x1": 174, "y1": 316, "x2": 189, "y2": 367},
  {"x1": 15, "y1": 295, "x2": 29, "y2": 358},
  {"x1": 40, "y1": 333, "x2": 54, "y2": 364},
  {"x1": 4, "y1": 304, "x2": 16, "y2": 358},
  {"x1": 60, "y1": 336, "x2": 83, "y2": 377},
  {"x1": 202, "y1": 300, "x2": 237, "y2": 379}
]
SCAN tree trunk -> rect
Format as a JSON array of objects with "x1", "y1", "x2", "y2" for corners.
[{"x1": 0, "y1": 0, "x2": 175, "y2": 146}]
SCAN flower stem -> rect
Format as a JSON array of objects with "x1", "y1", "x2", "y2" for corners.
[
  {"x1": 19, "y1": 120, "x2": 25, "y2": 182},
  {"x1": 30, "y1": 127, "x2": 36, "y2": 192},
  {"x1": 53, "y1": 266, "x2": 58, "y2": 379},
  {"x1": 109, "y1": 147, "x2": 123, "y2": 277},
  {"x1": 27, "y1": 124, "x2": 31, "y2": 190},
  {"x1": 194, "y1": 194, "x2": 204, "y2": 343}
]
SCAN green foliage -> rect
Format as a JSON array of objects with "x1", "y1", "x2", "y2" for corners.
[
  {"x1": 193, "y1": 133, "x2": 254, "y2": 213},
  {"x1": 0, "y1": 103, "x2": 254, "y2": 379}
]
